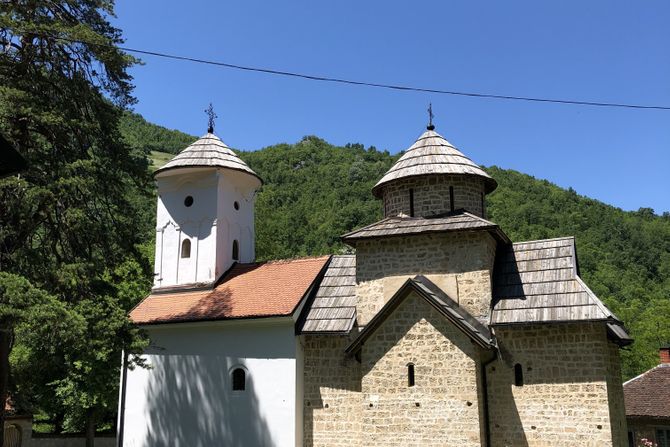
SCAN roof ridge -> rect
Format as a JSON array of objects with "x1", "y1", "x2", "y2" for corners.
[
  {"x1": 512, "y1": 236, "x2": 575, "y2": 245},
  {"x1": 623, "y1": 364, "x2": 668, "y2": 386},
  {"x1": 257, "y1": 255, "x2": 331, "y2": 265}
]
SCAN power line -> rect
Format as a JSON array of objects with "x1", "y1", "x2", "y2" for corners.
[
  {"x1": 8, "y1": 29, "x2": 670, "y2": 111},
  {"x1": 111, "y1": 46, "x2": 670, "y2": 111}
]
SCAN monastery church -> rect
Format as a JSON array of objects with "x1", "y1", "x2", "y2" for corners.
[{"x1": 120, "y1": 118, "x2": 632, "y2": 447}]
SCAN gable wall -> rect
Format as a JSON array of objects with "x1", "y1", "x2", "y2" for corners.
[
  {"x1": 361, "y1": 291, "x2": 486, "y2": 446},
  {"x1": 355, "y1": 232, "x2": 497, "y2": 325},
  {"x1": 381, "y1": 175, "x2": 486, "y2": 218},
  {"x1": 487, "y1": 323, "x2": 627, "y2": 447}
]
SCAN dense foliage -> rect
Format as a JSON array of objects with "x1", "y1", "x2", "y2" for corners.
[
  {"x1": 137, "y1": 127, "x2": 669, "y2": 379},
  {"x1": 119, "y1": 111, "x2": 196, "y2": 155},
  {"x1": 0, "y1": 1, "x2": 151, "y2": 443}
]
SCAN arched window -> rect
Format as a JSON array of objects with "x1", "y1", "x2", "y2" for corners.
[
  {"x1": 407, "y1": 363, "x2": 415, "y2": 387},
  {"x1": 181, "y1": 239, "x2": 191, "y2": 258},
  {"x1": 232, "y1": 240, "x2": 239, "y2": 261},
  {"x1": 514, "y1": 363, "x2": 524, "y2": 387},
  {"x1": 232, "y1": 368, "x2": 246, "y2": 391}
]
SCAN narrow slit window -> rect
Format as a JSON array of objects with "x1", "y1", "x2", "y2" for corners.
[
  {"x1": 232, "y1": 240, "x2": 239, "y2": 261},
  {"x1": 407, "y1": 363, "x2": 415, "y2": 387},
  {"x1": 480, "y1": 192, "x2": 485, "y2": 215},
  {"x1": 181, "y1": 239, "x2": 191, "y2": 258},
  {"x1": 409, "y1": 188, "x2": 415, "y2": 217},
  {"x1": 514, "y1": 363, "x2": 524, "y2": 387},
  {"x1": 232, "y1": 368, "x2": 246, "y2": 391},
  {"x1": 449, "y1": 186, "x2": 455, "y2": 212}
]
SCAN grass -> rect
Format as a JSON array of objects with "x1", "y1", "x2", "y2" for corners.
[{"x1": 149, "y1": 150, "x2": 173, "y2": 169}]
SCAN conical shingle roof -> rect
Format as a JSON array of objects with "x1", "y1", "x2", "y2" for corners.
[
  {"x1": 373, "y1": 129, "x2": 496, "y2": 197},
  {"x1": 154, "y1": 133, "x2": 262, "y2": 184}
]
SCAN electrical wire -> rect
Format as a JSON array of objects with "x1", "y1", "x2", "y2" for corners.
[{"x1": 6, "y1": 29, "x2": 670, "y2": 111}]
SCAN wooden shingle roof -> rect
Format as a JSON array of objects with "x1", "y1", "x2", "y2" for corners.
[
  {"x1": 341, "y1": 210, "x2": 510, "y2": 244},
  {"x1": 491, "y1": 237, "x2": 628, "y2": 333},
  {"x1": 154, "y1": 133, "x2": 262, "y2": 184},
  {"x1": 372, "y1": 129, "x2": 496, "y2": 197},
  {"x1": 300, "y1": 255, "x2": 357, "y2": 333}
]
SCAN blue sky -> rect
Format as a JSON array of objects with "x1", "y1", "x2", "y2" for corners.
[{"x1": 114, "y1": 0, "x2": 669, "y2": 213}]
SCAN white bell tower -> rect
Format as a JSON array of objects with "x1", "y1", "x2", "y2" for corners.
[{"x1": 152, "y1": 117, "x2": 262, "y2": 289}]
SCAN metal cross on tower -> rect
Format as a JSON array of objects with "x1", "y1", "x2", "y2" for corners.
[
  {"x1": 205, "y1": 103, "x2": 218, "y2": 134},
  {"x1": 427, "y1": 103, "x2": 435, "y2": 130}
]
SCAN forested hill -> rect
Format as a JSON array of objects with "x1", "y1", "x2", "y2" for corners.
[
  {"x1": 125, "y1": 121, "x2": 670, "y2": 379},
  {"x1": 120, "y1": 112, "x2": 197, "y2": 154}
]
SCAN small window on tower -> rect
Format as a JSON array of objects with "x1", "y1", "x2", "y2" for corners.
[
  {"x1": 181, "y1": 239, "x2": 191, "y2": 258},
  {"x1": 449, "y1": 186, "x2": 455, "y2": 212},
  {"x1": 232, "y1": 240, "x2": 239, "y2": 261},
  {"x1": 514, "y1": 363, "x2": 524, "y2": 387},
  {"x1": 234, "y1": 201, "x2": 240, "y2": 210},
  {"x1": 184, "y1": 196, "x2": 194, "y2": 207},
  {"x1": 407, "y1": 363, "x2": 415, "y2": 387},
  {"x1": 232, "y1": 368, "x2": 246, "y2": 391},
  {"x1": 409, "y1": 188, "x2": 415, "y2": 217}
]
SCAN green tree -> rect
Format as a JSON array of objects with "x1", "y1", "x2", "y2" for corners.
[
  {"x1": 0, "y1": 1, "x2": 151, "y2": 445},
  {"x1": 0, "y1": 273, "x2": 83, "y2": 446}
]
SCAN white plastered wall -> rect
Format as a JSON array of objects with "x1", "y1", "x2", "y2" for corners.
[
  {"x1": 153, "y1": 168, "x2": 257, "y2": 288},
  {"x1": 121, "y1": 319, "x2": 301, "y2": 447}
]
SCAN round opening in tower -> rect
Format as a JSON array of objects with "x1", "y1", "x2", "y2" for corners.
[
  {"x1": 234, "y1": 201, "x2": 240, "y2": 210},
  {"x1": 184, "y1": 196, "x2": 194, "y2": 207}
]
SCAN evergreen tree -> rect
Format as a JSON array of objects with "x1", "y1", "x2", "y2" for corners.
[{"x1": 0, "y1": 1, "x2": 151, "y2": 445}]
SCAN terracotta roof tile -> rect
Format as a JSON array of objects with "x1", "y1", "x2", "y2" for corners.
[
  {"x1": 624, "y1": 364, "x2": 670, "y2": 419},
  {"x1": 130, "y1": 256, "x2": 330, "y2": 325}
]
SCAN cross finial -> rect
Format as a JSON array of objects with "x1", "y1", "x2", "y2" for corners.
[
  {"x1": 205, "y1": 103, "x2": 217, "y2": 134},
  {"x1": 427, "y1": 103, "x2": 435, "y2": 131}
]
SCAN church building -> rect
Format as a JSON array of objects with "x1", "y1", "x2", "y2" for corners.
[{"x1": 120, "y1": 118, "x2": 632, "y2": 447}]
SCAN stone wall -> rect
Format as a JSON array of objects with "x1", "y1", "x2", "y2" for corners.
[
  {"x1": 302, "y1": 335, "x2": 361, "y2": 447},
  {"x1": 355, "y1": 232, "x2": 497, "y2": 325},
  {"x1": 487, "y1": 323, "x2": 626, "y2": 447},
  {"x1": 606, "y1": 343, "x2": 628, "y2": 446},
  {"x1": 360, "y1": 291, "x2": 487, "y2": 446},
  {"x1": 2, "y1": 418, "x2": 116, "y2": 447},
  {"x1": 381, "y1": 175, "x2": 486, "y2": 218}
]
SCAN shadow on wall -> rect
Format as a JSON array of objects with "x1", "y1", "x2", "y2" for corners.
[
  {"x1": 303, "y1": 334, "x2": 361, "y2": 447},
  {"x1": 486, "y1": 380, "x2": 530, "y2": 447},
  {"x1": 142, "y1": 353, "x2": 274, "y2": 447}
]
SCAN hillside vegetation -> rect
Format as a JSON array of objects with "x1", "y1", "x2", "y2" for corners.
[
  {"x1": 120, "y1": 111, "x2": 197, "y2": 155},
  {"x1": 132, "y1": 123, "x2": 670, "y2": 379}
]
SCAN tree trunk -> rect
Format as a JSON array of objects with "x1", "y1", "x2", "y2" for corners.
[
  {"x1": 0, "y1": 328, "x2": 12, "y2": 447},
  {"x1": 85, "y1": 407, "x2": 96, "y2": 447}
]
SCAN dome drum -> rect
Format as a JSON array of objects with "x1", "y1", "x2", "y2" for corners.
[
  {"x1": 382, "y1": 175, "x2": 486, "y2": 218},
  {"x1": 374, "y1": 129, "x2": 495, "y2": 219}
]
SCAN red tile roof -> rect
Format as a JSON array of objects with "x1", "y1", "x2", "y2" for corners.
[
  {"x1": 624, "y1": 364, "x2": 670, "y2": 420},
  {"x1": 130, "y1": 256, "x2": 330, "y2": 325}
]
